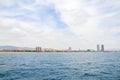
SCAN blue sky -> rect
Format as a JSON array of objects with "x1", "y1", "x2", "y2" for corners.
[{"x1": 0, "y1": 0, "x2": 120, "y2": 50}]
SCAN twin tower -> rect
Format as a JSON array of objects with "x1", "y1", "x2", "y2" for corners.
[{"x1": 97, "y1": 44, "x2": 104, "y2": 51}]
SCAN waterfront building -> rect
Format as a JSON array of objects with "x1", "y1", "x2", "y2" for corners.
[
  {"x1": 97, "y1": 44, "x2": 100, "y2": 51},
  {"x1": 36, "y1": 47, "x2": 42, "y2": 52},
  {"x1": 101, "y1": 44, "x2": 104, "y2": 51},
  {"x1": 68, "y1": 47, "x2": 72, "y2": 51}
]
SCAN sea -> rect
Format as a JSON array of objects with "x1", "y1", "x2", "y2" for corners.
[{"x1": 0, "y1": 52, "x2": 120, "y2": 80}]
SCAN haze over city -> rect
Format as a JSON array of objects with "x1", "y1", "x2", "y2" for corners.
[{"x1": 0, "y1": 0, "x2": 120, "y2": 50}]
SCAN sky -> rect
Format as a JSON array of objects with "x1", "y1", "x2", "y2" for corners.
[{"x1": 0, "y1": 0, "x2": 120, "y2": 50}]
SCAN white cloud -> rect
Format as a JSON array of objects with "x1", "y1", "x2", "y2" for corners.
[
  {"x1": 0, "y1": 0, "x2": 16, "y2": 7},
  {"x1": 0, "y1": 0, "x2": 120, "y2": 50},
  {"x1": 47, "y1": 0, "x2": 120, "y2": 49},
  {"x1": 0, "y1": 17, "x2": 72, "y2": 49},
  {"x1": 49, "y1": 1, "x2": 100, "y2": 41}
]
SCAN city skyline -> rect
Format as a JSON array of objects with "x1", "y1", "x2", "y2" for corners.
[
  {"x1": 0, "y1": 0, "x2": 120, "y2": 50},
  {"x1": 0, "y1": 44, "x2": 113, "y2": 52},
  {"x1": 0, "y1": 44, "x2": 106, "y2": 52}
]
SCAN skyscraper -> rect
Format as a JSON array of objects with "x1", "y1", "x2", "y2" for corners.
[
  {"x1": 97, "y1": 44, "x2": 100, "y2": 51},
  {"x1": 68, "y1": 47, "x2": 72, "y2": 51},
  {"x1": 36, "y1": 47, "x2": 42, "y2": 52},
  {"x1": 101, "y1": 44, "x2": 104, "y2": 51}
]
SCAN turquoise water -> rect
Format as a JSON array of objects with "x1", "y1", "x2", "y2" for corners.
[{"x1": 0, "y1": 52, "x2": 120, "y2": 80}]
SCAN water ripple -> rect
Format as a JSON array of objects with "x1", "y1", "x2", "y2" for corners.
[{"x1": 0, "y1": 52, "x2": 120, "y2": 80}]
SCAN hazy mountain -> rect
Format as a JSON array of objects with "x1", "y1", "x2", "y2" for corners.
[{"x1": 0, "y1": 45, "x2": 35, "y2": 50}]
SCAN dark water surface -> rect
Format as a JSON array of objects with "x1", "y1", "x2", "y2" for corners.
[{"x1": 0, "y1": 52, "x2": 120, "y2": 80}]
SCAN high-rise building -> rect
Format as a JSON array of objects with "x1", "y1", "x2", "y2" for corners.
[
  {"x1": 101, "y1": 44, "x2": 104, "y2": 51},
  {"x1": 36, "y1": 47, "x2": 42, "y2": 52},
  {"x1": 68, "y1": 47, "x2": 72, "y2": 51},
  {"x1": 97, "y1": 44, "x2": 100, "y2": 51}
]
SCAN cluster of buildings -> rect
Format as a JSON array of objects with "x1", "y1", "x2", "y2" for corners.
[
  {"x1": 0, "y1": 44, "x2": 108, "y2": 52},
  {"x1": 35, "y1": 47, "x2": 79, "y2": 52},
  {"x1": 35, "y1": 45, "x2": 105, "y2": 52},
  {"x1": 97, "y1": 44, "x2": 104, "y2": 52}
]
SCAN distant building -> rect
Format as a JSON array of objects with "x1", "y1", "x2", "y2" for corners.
[
  {"x1": 101, "y1": 44, "x2": 104, "y2": 51},
  {"x1": 68, "y1": 47, "x2": 72, "y2": 51},
  {"x1": 87, "y1": 49, "x2": 91, "y2": 52},
  {"x1": 36, "y1": 47, "x2": 42, "y2": 52},
  {"x1": 97, "y1": 44, "x2": 100, "y2": 51}
]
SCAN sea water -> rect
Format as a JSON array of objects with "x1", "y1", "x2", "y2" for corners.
[{"x1": 0, "y1": 52, "x2": 120, "y2": 80}]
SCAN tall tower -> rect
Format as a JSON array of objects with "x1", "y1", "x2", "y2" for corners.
[
  {"x1": 101, "y1": 44, "x2": 104, "y2": 51},
  {"x1": 97, "y1": 44, "x2": 100, "y2": 51},
  {"x1": 36, "y1": 47, "x2": 42, "y2": 52},
  {"x1": 68, "y1": 47, "x2": 72, "y2": 51}
]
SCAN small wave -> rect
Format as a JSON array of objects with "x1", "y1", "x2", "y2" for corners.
[
  {"x1": 43, "y1": 78, "x2": 61, "y2": 80},
  {"x1": 0, "y1": 63, "x2": 5, "y2": 65},
  {"x1": 59, "y1": 67, "x2": 71, "y2": 70},
  {"x1": 0, "y1": 73, "x2": 5, "y2": 78},
  {"x1": 82, "y1": 73, "x2": 98, "y2": 77},
  {"x1": 100, "y1": 71, "x2": 111, "y2": 75}
]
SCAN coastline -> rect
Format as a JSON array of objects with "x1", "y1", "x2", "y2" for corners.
[{"x1": 0, "y1": 51, "x2": 120, "y2": 54}]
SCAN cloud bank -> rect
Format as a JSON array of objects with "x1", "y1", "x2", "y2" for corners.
[{"x1": 0, "y1": 0, "x2": 120, "y2": 50}]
